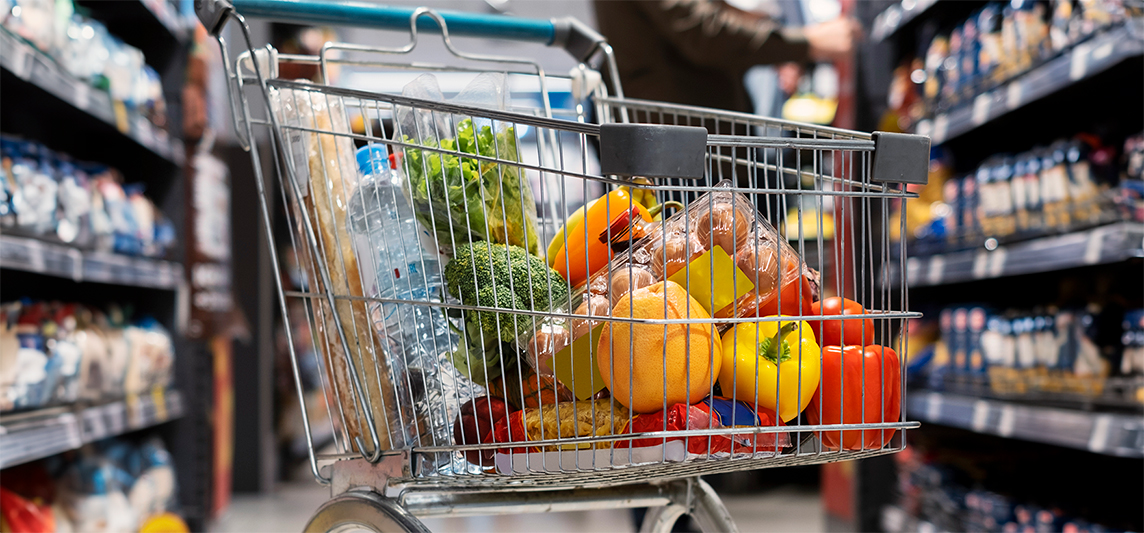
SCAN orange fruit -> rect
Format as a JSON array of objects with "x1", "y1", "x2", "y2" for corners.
[{"x1": 597, "y1": 280, "x2": 722, "y2": 413}]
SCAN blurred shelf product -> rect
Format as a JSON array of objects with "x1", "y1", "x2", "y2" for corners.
[
  {"x1": 888, "y1": 221, "x2": 1143, "y2": 287},
  {"x1": 914, "y1": 23, "x2": 1143, "y2": 145},
  {"x1": 0, "y1": 235, "x2": 183, "y2": 290},
  {"x1": 0, "y1": 389, "x2": 183, "y2": 468},
  {"x1": 1, "y1": 432, "x2": 186, "y2": 532},
  {"x1": 870, "y1": 0, "x2": 940, "y2": 42},
  {"x1": 0, "y1": 27, "x2": 183, "y2": 166},
  {"x1": 907, "y1": 390, "x2": 1144, "y2": 457}
]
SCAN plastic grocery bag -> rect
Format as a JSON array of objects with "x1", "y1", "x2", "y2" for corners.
[{"x1": 395, "y1": 73, "x2": 542, "y2": 257}]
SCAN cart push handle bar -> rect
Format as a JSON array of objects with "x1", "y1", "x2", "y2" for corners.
[{"x1": 195, "y1": 0, "x2": 607, "y2": 62}]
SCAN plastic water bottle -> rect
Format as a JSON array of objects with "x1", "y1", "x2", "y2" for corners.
[{"x1": 346, "y1": 145, "x2": 453, "y2": 364}]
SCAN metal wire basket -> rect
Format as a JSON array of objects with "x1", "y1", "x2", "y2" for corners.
[{"x1": 200, "y1": 0, "x2": 927, "y2": 529}]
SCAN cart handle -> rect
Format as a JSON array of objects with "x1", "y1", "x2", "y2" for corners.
[{"x1": 195, "y1": 0, "x2": 607, "y2": 62}]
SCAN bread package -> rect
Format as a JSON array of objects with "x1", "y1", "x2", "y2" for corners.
[{"x1": 272, "y1": 85, "x2": 405, "y2": 452}]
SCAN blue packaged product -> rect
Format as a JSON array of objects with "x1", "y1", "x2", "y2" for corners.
[
  {"x1": 960, "y1": 18, "x2": 981, "y2": 99},
  {"x1": 978, "y1": 4, "x2": 1005, "y2": 83}
]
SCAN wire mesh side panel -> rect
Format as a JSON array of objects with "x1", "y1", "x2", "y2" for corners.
[{"x1": 256, "y1": 77, "x2": 917, "y2": 488}]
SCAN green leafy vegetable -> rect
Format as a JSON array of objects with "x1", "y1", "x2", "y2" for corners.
[{"x1": 402, "y1": 119, "x2": 541, "y2": 257}]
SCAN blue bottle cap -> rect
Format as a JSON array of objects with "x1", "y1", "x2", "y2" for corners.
[{"x1": 356, "y1": 145, "x2": 390, "y2": 176}]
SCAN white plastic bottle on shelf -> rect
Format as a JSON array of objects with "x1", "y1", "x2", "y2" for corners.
[{"x1": 346, "y1": 144, "x2": 453, "y2": 364}]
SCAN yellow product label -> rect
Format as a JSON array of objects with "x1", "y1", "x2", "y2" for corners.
[
  {"x1": 113, "y1": 100, "x2": 130, "y2": 133},
  {"x1": 152, "y1": 385, "x2": 168, "y2": 420},
  {"x1": 667, "y1": 245, "x2": 754, "y2": 316},
  {"x1": 553, "y1": 323, "x2": 607, "y2": 401}
]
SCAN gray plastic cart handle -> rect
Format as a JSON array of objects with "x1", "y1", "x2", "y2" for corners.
[{"x1": 195, "y1": 0, "x2": 607, "y2": 62}]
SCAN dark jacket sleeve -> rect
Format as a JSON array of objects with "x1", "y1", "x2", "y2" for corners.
[{"x1": 633, "y1": 0, "x2": 811, "y2": 71}]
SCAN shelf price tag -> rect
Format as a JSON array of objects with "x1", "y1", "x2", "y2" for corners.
[
  {"x1": 1006, "y1": 81, "x2": 1023, "y2": 110},
  {"x1": 10, "y1": 42, "x2": 33, "y2": 79},
  {"x1": 926, "y1": 255, "x2": 945, "y2": 285},
  {"x1": 971, "y1": 93, "x2": 991, "y2": 126},
  {"x1": 932, "y1": 115, "x2": 949, "y2": 144},
  {"x1": 971, "y1": 400, "x2": 990, "y2": 432},
  {"x1": 997, "y1": 405, "x2": 1016, "y2": 437},
  {"x1": 906, "y1": 257, "x2": 921, "y2": 284},
  {"x1": 1084, "y1": 226, "x2": 1106, "y2": 264},
  {"x1": 972, "y1": 250, "x2": 989, "y2": 279},
  {"x1": 1070, "y1": 43, "x2": 1092, "y2": 81},
  {"x1": 926, "y1": 393, "x2": 943, "y2": 421},
  {"x1": 988, "y1": 247, "x2": 1007, "y2": 278},
  {"x1": 1088, "y1": 414, "x2": 1112, "y2": 453}
]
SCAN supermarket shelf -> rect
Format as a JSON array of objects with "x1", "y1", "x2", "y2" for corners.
[
  {"x1": 0, "y1": 234, "x2": 184, "y2": 291},
  {"x1": 887, "y1": 222, "x2": 1144, "y2": 287},
  {"x1": 915, "y1": 23, "x2": 1144, "y2": 146},
  {"x1": 75, "y1": 0, "x2": 188, "y2": 71},
  {"x1": 870, "y1": 0, "x2": 939, "y2": 42},
  {"x1": 0, "y1": 390, "x2": 184, "y2": 468},
  {"x1": 907, "y1": 390, "x2": 1144, "y2": 458},
  {"x1": 0, "y1": 27, "x2": 184, "y2": 166}
]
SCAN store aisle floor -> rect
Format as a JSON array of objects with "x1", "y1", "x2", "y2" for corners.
[{"x1": 213, "y1": 481, "x2": 822, "y2": 532}]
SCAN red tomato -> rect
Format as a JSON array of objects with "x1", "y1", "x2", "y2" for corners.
[
  {"x1": 806, "y1": 345, "x2": 901, "y2": 451},
  {"x1": 810, "y1": 297, "x2": 875, "y2": 346}
]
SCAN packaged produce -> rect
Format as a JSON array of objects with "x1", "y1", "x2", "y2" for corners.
[
  {"x1": 719, "y1": 317, "x2": 820, "y2": 423},
  {"x1": 397, "y1": 73, "x2": 540, "y2": 257},
  {"x1": 523, "y1": 182, "x2": 817, "y2": 404},
  {"x1": 597, "y1": 280, "x2": 721, "y2": 413},
  {"x1": 807, "y1": 345, "x2": 902, "y2": 451}
]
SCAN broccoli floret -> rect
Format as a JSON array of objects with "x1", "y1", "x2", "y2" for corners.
[
  {"x1": 444, "y1": 240, "x2": 569, "y2": 342},
  {"x1": 472, "y1": 285, "x2": 529, "y2": 340}
]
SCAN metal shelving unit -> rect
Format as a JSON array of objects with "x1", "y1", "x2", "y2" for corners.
[
  {"x1": 887, "y1": 222, "x2": 1144, "y2": 287},
  {"x1": 0, "y1": 390, "x2": 184, "y2": 468},
  {"x1": 0, "y1": 26, "x2": 185, "y2": 166},
  {"x1": 0, "y1": 234, "x2": 185, "y2": 290},
  {"x1": 915, "y1": 23, "x2": 1144, "y2": 146},
  {"x1": 908, "y1": 390, "x2": 1144, "y2": 458}
]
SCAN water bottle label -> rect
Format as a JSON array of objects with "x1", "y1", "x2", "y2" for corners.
[{"x1": 352, "y1": 233, "x2": 379, "y2": 296}]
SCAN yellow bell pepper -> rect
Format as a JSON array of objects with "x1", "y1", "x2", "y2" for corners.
[{"x1": 719, "y1": 317, "x2": 821, "y2": 423}]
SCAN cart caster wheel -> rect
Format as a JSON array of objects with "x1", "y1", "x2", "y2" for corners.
[
  {"x1": 304, "y1": 490, "x2": 429, "y2": 533},
  {"x1": 639, "y1": 478, "x2": 739, "y2": 533}
]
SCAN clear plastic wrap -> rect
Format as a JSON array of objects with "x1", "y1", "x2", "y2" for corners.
[
  {"x1": 522, "y1": 181, "x2": 818, "y2": 400},
  {"x1": 396, "y1": 73, "x2": 541, "y2": 257}
]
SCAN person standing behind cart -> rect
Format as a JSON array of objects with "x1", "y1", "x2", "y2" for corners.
[{"x1": 593, "y1": 0, "x2": 858, "y2": 113}]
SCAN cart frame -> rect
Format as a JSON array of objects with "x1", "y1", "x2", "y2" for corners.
[{"x1": 199, "y1": 1, "x2": 928, "y2": 530}]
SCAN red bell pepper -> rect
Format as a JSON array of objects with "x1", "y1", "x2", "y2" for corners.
[
  {"x1": 809, "y1": 297, "x2": 876, "y2": 347},
  {"x1": 806, "y1": 345, "x2": 901, "y2": 451}
]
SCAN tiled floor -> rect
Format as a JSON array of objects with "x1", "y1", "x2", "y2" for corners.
[{"x1": 212, "y1": 481, "x2": 822, "y2": 533}]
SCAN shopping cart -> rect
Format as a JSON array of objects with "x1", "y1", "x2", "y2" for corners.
[{"x1": 198, "y1": 0, "x2": 928, "y2": 530}]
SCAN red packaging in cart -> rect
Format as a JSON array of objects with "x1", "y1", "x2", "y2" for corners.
[{"x1": 489, "y1": 396, "x2": 789, "y2": 474}]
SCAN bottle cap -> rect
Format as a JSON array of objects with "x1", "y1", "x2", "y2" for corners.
[{"x1": 355, "y1": 145, "x2": 390, "y2": 176}]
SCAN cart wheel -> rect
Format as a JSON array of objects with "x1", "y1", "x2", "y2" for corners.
[
  {"x1": 304, "y1": 490, "x2": 429, "y2": 533},
  {"x1": 639, "y1": 478, "x2": 739, "y2": 533}
]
